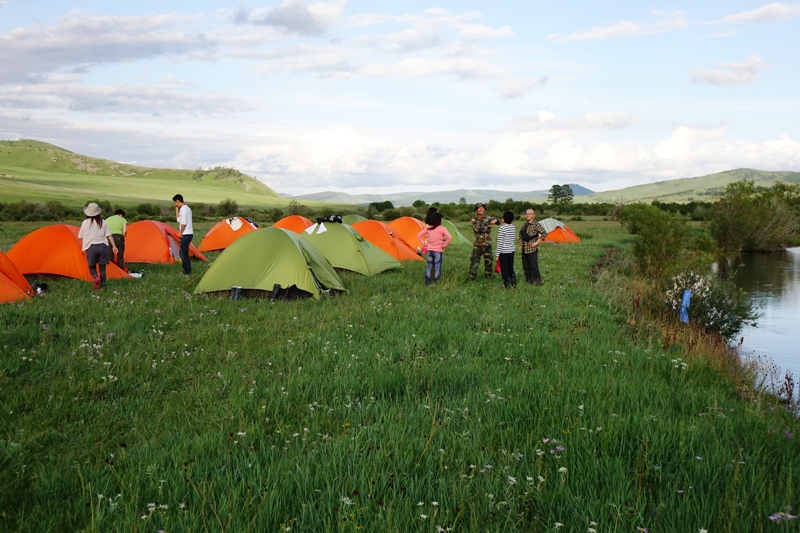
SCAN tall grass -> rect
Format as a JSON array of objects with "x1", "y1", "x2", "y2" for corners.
[{"x1": 1, "y1": 220, "x2": 797, "y2": 532}]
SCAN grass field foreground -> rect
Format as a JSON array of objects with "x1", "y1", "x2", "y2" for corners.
[{"x1": 1, "y1": 219, "x2": 798, "y2": 532}]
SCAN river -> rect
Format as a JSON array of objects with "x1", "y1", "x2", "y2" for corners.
[{"x1": 727, "y1": 247, "x2": 800, "y2": 384}]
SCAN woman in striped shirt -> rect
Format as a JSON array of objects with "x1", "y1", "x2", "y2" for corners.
[{"x1": 495, "y1": 211, "x2": 517, "y2": 288}]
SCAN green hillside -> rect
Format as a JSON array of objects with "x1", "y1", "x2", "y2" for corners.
[
  {"x1": 576, "y1": 168, "x2": 800, "y2": 204},
  {"x1": 0, "y1": 139, "x2": 285, "y2": 208}
]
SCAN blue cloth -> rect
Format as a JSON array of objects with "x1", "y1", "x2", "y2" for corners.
[{"x1": 679, "y1": 289, "x2": 692, "y2": 323}]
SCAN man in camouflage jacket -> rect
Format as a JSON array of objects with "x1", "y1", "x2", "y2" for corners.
[{"x1": 469, "y1": 203, "x2": 500, "y2": 280}]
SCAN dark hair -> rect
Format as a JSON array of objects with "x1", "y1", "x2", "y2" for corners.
[
  {"x1": 425, "y1": 207, "x2": 439, "y2": 225},
  {"x1": 114, "y1": 209, "x2": 125, "y2": 216},
  {"x1": 172, "y1": 194, "x2": 184, "y2": 202},
  {"x1": 503, "y1": 211, "x2": 514, "y2": 224},
  {"x1": 89, "y1": 214, "x2": 103, "y2": 227},
  {"x1": 429, "y1": 212, "x2": 443, "y2": 228}
]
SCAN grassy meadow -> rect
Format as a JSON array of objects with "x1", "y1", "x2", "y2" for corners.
[{"x1": 1, "y1": 218, "x2": 798, "y2": 532}]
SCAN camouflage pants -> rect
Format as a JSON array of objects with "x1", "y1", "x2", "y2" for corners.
[{"x1": 469, "y1": 243, "x2": 493, "y2": 280}]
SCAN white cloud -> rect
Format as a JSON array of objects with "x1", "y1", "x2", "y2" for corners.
[
  {"x1": 708, "y1": 2, "x2": 800, "y2": 24},
  {"x1": 691, "y1": 54, "x2": 768, "y2": 85},
  {"x1": 547, "y1": 10, "x2": 688, "y2": 42},
  {"x1": 233, "y1": 0, "x2": 345, "y2": 35},
  {"x1": 0, "y1": 11, "x2": 215, "y2": 83}
]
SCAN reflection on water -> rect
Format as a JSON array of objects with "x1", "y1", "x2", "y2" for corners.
[{"x1": 725, "y1": 247, "x2": 800, "y2": 379}]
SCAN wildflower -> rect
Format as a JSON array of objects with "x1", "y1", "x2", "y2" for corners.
[
  {"x1": 554, "y1": 523, "x2": 563, "y2": 529},
  {"x1": 339, "y1": 496, "x2": 353, "y2": 506},
  {"x1": 558, "y1": 467, "x2": 567, "y2": 474},
  {"x1": 420, "y1": 514, "x2": 428, "y2": 520},
  {"x1": 700, "y1": 529, "x2": 708, "y2": 533},
  {"x1": 507, "y1": 476, "x2": 517, "y2": 485},
  {"x1": 769, "y1": 512, "x2": 798, "y2": 522},
  {"x1": 431, "y1": 501, "x2": 438, "y2": 506},
  {"x1": 695, "y1": 456, "x2": 703, "y2": 461}
]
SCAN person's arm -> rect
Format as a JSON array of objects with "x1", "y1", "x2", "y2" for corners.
[
  {"x1": 122, "y1": 221, "x2": 127, "y2": 237},
  {"x1": 441, "y1": 228, "x2": 452, "y2": 249},
  {"x1": 107, "y1": 235, "x2": 118, "y2": 254},
  {"x1": 520, "y1": 224, "x2": 534, "y2": 242}
]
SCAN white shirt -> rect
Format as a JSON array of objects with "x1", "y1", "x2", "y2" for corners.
[
  {"x1": 77, "y1": 219, "x2": 111, "y2": 251},
  {"x1": 177, "y1": 204, "x2": 193, "y2": 235}
]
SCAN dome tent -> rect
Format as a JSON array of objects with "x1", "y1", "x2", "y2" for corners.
[
  {"x1": 194, "y1": 228, "x2": 345, "y2": 300},
  {"x1": 273, "y1": 215, "x2": 314, "y2": 233},
  {"x1": 351, "y1": 220, "x2": 423, "y2": 262},
  {"x1": 198, "y1": 217, "x2": 259, "y2": 252},
  {"x1": 126, "y1": 220, "x2": 208, "y2": 264},
  {"x1": 301, "y1": 222, "x2": 401, "y2": 276},
  {"x1": 0, "y1": 250, "x2": 34, "y2": 303},
  {"x1": 7, "y1": 225, "x2": 131, "y2": 282},
  {"x1": 388, "y1": 216, "x2": 427, "y2": 250},
  {"x1": 539, "y1": 218, "x2": 580, "y2": 243}
]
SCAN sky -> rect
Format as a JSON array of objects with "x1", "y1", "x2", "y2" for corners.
[{"x1": 1, "y1": 0, "x2": 799, "y2": 196}]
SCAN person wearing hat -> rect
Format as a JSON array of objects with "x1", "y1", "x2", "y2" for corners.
[
  {"x1": 468, "y1": 203, "x2": 500, "y2": 281},
  {"x1": 77, "y1": 202, "x2": 117, "y2": 289}
]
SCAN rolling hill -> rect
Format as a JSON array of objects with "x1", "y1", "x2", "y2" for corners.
[{"x1": 0, "y1": 139, "x2": 283, "y2": 208}]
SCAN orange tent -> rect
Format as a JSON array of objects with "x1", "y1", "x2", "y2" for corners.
[
  {"x1": 198, "y1": 217, "x2": 260, "y2": 252},
  {"x1": 540, "y1": 218, "x2": 581, "y2": 243},
  {"x1": 388, "y1": 216, "x2": 427, "y2": 250},
  {"x1": 273, "y1": 215, "x2": 313, "y2": 233},
  {"x1": 7, "y1": 225, "x2": 131, "y2": 281},
  {"x1": 0, "y1": 250, "x2": 34, "y2": 303},
  {"x1": 352, "y1": 220, "x2": 423, "y2": 261},
  {"x1": 126, "y1": 220, "x2": 208, "y2": 264}
]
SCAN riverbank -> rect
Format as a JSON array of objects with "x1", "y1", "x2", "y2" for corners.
[{"x1": 1, "y1": 219, "x2": 797, "y2": 531}]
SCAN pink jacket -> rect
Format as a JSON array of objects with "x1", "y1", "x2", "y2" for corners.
[{"x1": 417, "y1": 225, "x2": 452, "y2": 253}]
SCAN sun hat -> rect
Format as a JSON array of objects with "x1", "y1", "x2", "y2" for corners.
[
  {"x1": 474, "y1": 203, "x2": 487, "y2": 211},
  {"x1": 83, "y1": 202, "x2": 101, "y2": 217}
]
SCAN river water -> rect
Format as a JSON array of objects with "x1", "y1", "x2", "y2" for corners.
[{"x1": 727, "y1": 247, "x2": 800, "y2": 382}]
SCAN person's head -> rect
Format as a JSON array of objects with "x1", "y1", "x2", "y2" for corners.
[
  {"x1": 425, "y1": 207, "x2": 439, "y2": 225},
  {"x1": 474, "y1": 203, "x2": 486, "y2": 216},
  {"x1": 114, "y1": 209, "x2": 125, "y2": 217},
  {"x1": 172, "y1": 194, "x2": 184, "y2": 206},
  {"x1": 83, "y1": 202, "x2": 102, "y2": 225},
  {"x1": 525, "y1": 209, "x2": 535, "y2": 221},
  {"x1": 503, "y1": 211, "x2": 514, "y2": 224},
  {"x1": 430, "y1": 211, "x2": 443, "y2": 228}
]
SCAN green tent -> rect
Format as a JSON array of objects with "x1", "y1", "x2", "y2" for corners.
[
  {"x1": 194, "y1": 228, "x2": 346, "y2": 300},
  {"x1": 342, "y1": 214, "x2": 367, "y2": 225},
  {"x1": 301, "y1": 222, "x2": 402, "y2": 276},
  {"x1": 441, "y1": 218, "x2": 470, "y2": 246}
]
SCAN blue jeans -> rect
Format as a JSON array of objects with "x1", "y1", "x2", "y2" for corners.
[
  {"x1": 425, "y1": 250, "x2": 443, "y2": 284},
  {"x1": 179, "y1": 234, "x2": 193, "y2": 274}
]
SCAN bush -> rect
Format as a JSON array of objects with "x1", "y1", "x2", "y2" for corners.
[{"x1": 665, "y1": 271, "x2": 759, "y2": 339}]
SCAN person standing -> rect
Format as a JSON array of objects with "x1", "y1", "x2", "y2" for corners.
[
  {"x1": 519, "y1": 208, "x2": 548, "y2": 284},
  {"x1": 172, "y1": 194, "x2": 193, "y2": 275},
  {"x1": 417, "y1": 212, "x2": 452, "y2": 285},
  {"x1": 495, "y1": 211, "x2": 517, "y2": 288},
  {"x1": 468, "y1": 203, "x2": 500, "y2": 280},
  {"x1": 77, "y1": 202, "x2": 117, "y2": 289},
  {"x1": 105, "y1": 208, "x2": 127, "y2": 271}
]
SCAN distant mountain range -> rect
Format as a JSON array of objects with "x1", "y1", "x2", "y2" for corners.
[
  {"x1": 2, "y1": 139, "x2": 799, "y2": 207},
  {"x1": 285, "y1": 184, "x2": 595, "y2": 206}
]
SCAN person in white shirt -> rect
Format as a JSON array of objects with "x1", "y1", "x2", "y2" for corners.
[
  {"x1": 495, "y1": 211, "x2": 517, "y2": 288},
  {"x1": 77, "y1": 202, "x2": 118, "y2": 289},
  {"x1": 172, "y1": 194, "x2": 193, "y2": 275}
]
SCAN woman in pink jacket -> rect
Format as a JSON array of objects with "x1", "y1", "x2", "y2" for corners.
[{"x1": 417, "y1": 212, "x2": 452, "y2": 285}]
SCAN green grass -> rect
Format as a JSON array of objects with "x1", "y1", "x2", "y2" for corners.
[{"x1": 0, "y1": 219, "x2": 797, "y2": 532}]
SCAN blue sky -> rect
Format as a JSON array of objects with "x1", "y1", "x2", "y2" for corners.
[{"x1": 1, "y1": 0, "x2": 798, "y2": 195}]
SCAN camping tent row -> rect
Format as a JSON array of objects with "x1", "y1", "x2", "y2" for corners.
[{"x1": 194, "y1": 224, "x2": 402, "y2": 300}]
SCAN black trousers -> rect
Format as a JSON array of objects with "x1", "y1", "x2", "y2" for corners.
[{"x1": 522, "y1": 250, "x2": 542, "y2": 284}]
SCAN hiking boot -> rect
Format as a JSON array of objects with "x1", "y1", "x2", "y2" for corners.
[{"x1": 92, "y1": 276, "x2": 101, "y2": 290}]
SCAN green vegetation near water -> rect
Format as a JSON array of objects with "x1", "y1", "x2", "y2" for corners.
[{"x1": 1, "y1": 219, "x2": 798, "y2": 531}]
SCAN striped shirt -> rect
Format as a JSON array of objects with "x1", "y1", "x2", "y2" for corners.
[{"x1": 495, "y1": 224, "x2": 516, "y2": 255}]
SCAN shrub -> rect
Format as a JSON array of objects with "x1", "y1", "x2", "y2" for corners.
[{"x1": 665, "y1": 271, "x2": 759, "y2": 339}]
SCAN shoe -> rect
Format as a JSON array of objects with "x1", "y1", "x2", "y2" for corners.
[
  {"x1": 99, "y1": 282, "x2": 106, "y2": 289},
  {"x1": 92, "y1": 276, "x2": 101, "y2": 290}
]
